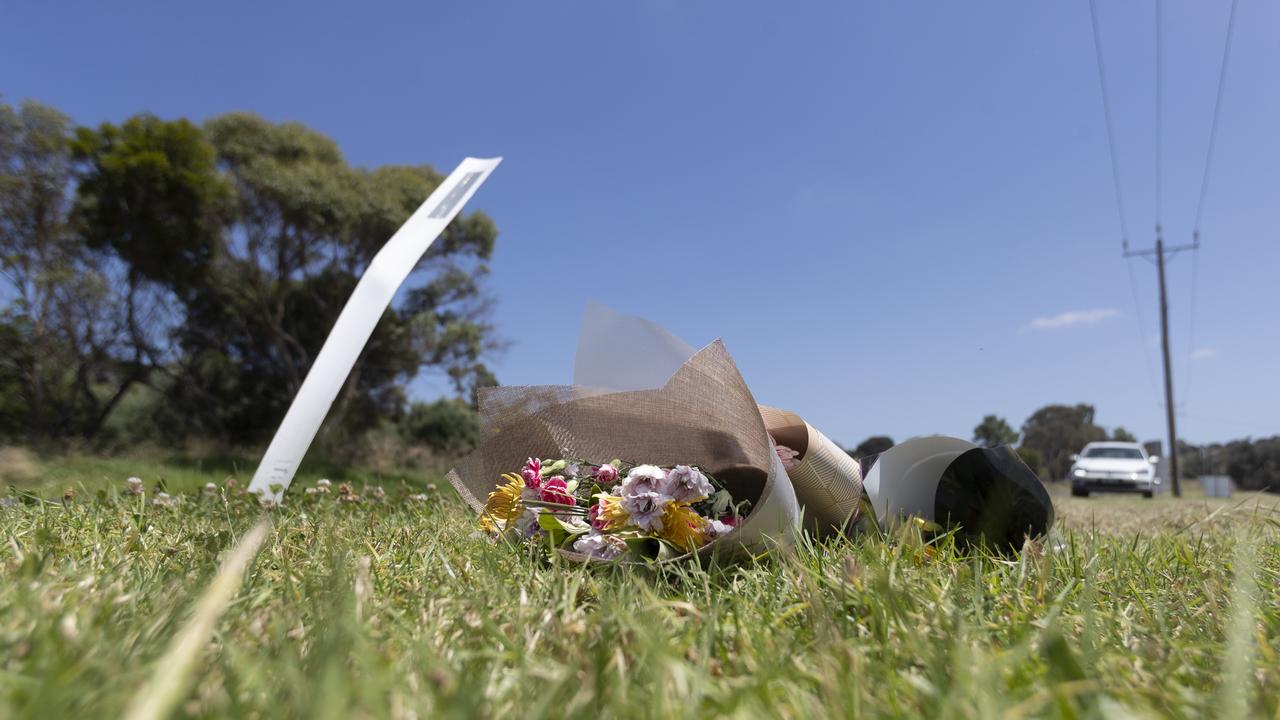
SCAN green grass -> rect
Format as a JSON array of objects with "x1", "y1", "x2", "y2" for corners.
[{"x1": 2, "y1": 460, "x2": 1279, "y2": 718}]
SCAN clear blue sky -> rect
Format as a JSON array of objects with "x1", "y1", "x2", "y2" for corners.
[{"x1": 3, "y1": 1, "x2": 1276, "y2": 447}]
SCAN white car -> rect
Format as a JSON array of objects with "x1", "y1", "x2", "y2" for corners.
[{"x1": 1069, "y1": 442, "x2": 1160, "y2": 498}]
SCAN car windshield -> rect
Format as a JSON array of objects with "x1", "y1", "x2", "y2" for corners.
[{"x1": 1084, "y1": 447, "x2": 1144, "y2": 459}]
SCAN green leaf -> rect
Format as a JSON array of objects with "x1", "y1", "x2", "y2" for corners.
[
  {"x1": 712, "y1": 489, "x2": 732, "y2": 516},
  {"x1": 622, "y1": 536, "x2": 660, "y2": 561},
  {"x1": 538, "y1": 512, "x2": 589, "y2": 535}
]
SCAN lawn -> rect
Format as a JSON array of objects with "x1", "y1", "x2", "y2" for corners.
[{"x1": 2, "y1": 456, "x2": 1278, "y2": 718}]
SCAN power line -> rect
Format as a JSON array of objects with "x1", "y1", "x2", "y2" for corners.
[
  {"x1": 1193, "y1": 0, "x2": 1240, "y2": 235},
  {"x1": 1181, "y1": 250, "x2": 1199, "y2": 406},
  {"x1": 1178, "y1": 411, "x2": 1276, "y2": 435},
  {"x1": 1088, "y1": 0, "x2": 1161, "y2": 405},
  {"x1": 1126, "y1": 258, "x2": 1163, "y2": 406},
  {"x1": 1087, "y1": 0, "x2": 1131, "y2": 251},
  {"x1": 1155, "y1": 0, "x2": 1163, "y2": 230},
  {"x1": 1183, "y1": 0, "x2": 1239, "y2": 411}
]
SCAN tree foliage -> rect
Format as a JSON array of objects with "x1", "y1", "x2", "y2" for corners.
[
  {"x1": 1181, "y1": 437, "x2": 1280, "y2": 492},
  {"x1": 1019, "y1": 404, "x2": 1107, "y2": 480},
  {"x1": 1015, "y1": 446, "x2": 1046, "y2": 478},
  {"x1": 1110, "y1": 426, "x2": 1137, "y2": 443},
  {"x1": 972, "y1": 414, "x2": 1017, "y2": 448},
  {"x1": 1, "y1": 100, "x2": 502, "y2": 447},
  {"x1": 848, "y1": 436, "x2": 895, "y2": 459},
  {"x1": 0, "y1": 99, "x2": 148, "y2": 440},
  {"x1": 399, "y1": 398, "x2": 482, "y2": 455}
]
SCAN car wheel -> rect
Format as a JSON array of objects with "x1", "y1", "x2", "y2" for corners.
[{"x1": 1071, "y1": 487, "x2": 1089, "y2": 498}]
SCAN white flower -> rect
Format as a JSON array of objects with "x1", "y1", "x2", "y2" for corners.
[
  {"x1": 562, "y1": 516, "x2": 591, "y2": 533},
  {"x1": 660, "y1": 465, "x2": 714, "y2": 503},
  {"x1": 408, "y1": 493, "x2": 430, "y2": 502},
  {"x1": 706, "y1": 520, "x2": 735, "y2": 539},
  {"x1": 369, "y1": 486, "x2": 386, "y2": 501},
  {"x1": 151, "y1": 492, "x2": 180, "y2": 508},
  {"x1": 314, "y1": 478, "x2": 331, "y2": 493},
  {"x1": 620, "y1": 465, "x2": 666, "y2": 498},
  {"x1": 573, "y1": 532, "x2": 627, "y2": 560},
  {"x1": 619, "y1": 491, "x2": 668, "y2": 532},
  {"x1": 202, "y1": 482, "x2": 218, "y2": 497},
  {"x1": 124, "y1": 477, "x2": 144, "y2": 496}
]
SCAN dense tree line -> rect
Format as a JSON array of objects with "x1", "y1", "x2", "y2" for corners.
[
  {"x1": 845, "y1": 405, "x2": 1278, "y2": 492},
  {"x1": 1, "y1": 98, "x2": 496, "y2": 453}
]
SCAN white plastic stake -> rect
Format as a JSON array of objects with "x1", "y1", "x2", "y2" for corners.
[{"x1": 248, "y1": 157, "x2": 501, "y2": 502}]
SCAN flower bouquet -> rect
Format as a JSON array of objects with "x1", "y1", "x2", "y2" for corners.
[
  {"x1": 480, "y1": 457, "x2": 748, "y2": 561},
  {"x1": 448, "y1": 336, "x2": 800, "y2": 564}
]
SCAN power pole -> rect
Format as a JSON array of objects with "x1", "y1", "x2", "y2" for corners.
[{"x1": 1127, "y1": 229, "x2": 1195, "y2": 497}]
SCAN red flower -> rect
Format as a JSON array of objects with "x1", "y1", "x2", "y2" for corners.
[
  {"x1": 588, "y1": 503, "x2": 605, "y2": 530},
  {"x1": 521, "y1": 458, "x2": 542, "y2": 489},
  {"x1": 540, "y1": 476, "x2": 574, "y2": 506}
]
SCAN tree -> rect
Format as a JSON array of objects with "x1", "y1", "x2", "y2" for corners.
[
  {"x1": 72, "y1": 111, "x2": 502, "y2": 443},
  {"x1": 849, "y1": 436, "x2": 895, "y2": 459},
  {"x1": 0, "y1": 99, "x2": 139, "y2": 440},
  {"x1": 1019, "y1": 404, "x2": 1107, "y2": 480},
  {"x1": 972, "y1": 414, "x2": 1017, "y2": 448},
  {"x1": 1111, "y1": 426, "x2": 1137, "y2": 442},
  {"x1": 1180, "y1": 437, "x2": 1280, "y2": 492},
  {"x1": 68, "y1": 114, "x2": 233, "y2": 438}
]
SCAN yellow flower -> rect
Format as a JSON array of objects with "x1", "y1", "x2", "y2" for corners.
[
  {"x1": 659, "y1": 503, "x2": 708, "y2": 550},
  {"x1": 480, "y1": 473, "x2": 524, "y2": 531},
  {"x1": 595, "y1": 495, "x2": 629, "y2": 531}
]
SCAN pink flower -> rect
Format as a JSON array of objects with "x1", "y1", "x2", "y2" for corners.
[
  {"x1": 521, "y1": 458, "x2": 542, "y2": 488},
  {"x1": 774, "y1": 444, "x2": 800, "y2": 470},
  {"x1": 588, "y1": 503, "x2": 605, "y2": 530},
  {"x1": 539, "y1": 476, "x2": 574, "y2": 506},
  {"x1": 593, "y1": 464, "x2": 618, "y2": 485}
]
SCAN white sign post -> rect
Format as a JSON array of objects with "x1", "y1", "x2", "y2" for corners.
[{"x1": 248, "y1": 157, "x2": 502, "y2": 503}]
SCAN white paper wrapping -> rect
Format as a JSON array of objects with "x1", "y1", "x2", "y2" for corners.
[{"x1": 862, "y1": 435, "x2": 976, "y2": 527}]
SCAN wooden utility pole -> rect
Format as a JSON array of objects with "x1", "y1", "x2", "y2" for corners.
[
  {"x1": 1127, "y1": 229, "x2": 1194, "y2": 497},
  {"x1": 1154, "y1": 232, "x2": 1181, "y2": 496}
]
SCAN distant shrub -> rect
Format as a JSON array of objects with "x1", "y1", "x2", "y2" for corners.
[
  {"x1": 1016, "y1": 446, "x2": 1046, "y2": 480},
  {"x1": 399, "y1": 399, "x2": 481, "y2": 455}
]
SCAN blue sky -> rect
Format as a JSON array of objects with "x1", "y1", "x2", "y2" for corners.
[{"x1": 3, "y1": 1, "x2": 1277, "y2": 447}]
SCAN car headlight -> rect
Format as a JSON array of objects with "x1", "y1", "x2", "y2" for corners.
[{"x1": 1073, "y1": 468, "x2": 1086, "y2": 478}]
